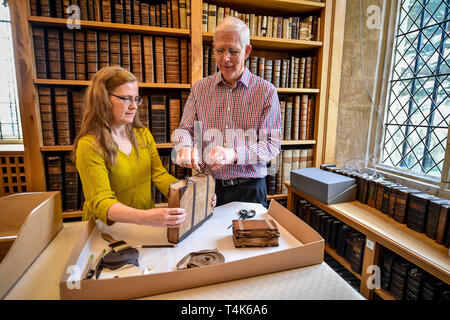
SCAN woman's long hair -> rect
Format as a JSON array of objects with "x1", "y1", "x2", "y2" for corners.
[{"x1": 71, "y1": 66, "x2": 144, "y2": 167}]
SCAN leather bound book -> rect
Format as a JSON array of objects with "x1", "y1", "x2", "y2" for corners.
[
  {"x1": 272, "y1": 17, "x2": 278, "y2": 38},
  {"x1": 109, "y1": 33, "x2": 121, "y2": 66},
  {"x1": 358, "y1": 175, "x2": 370, "y2": 204},
  {"x1": 391, "y1": 258, "x2": 413, "y2": 300},
  {"x1": 160, "y1": 3, "x2": 167, "y2": 28},
  {"x1": 233, "y1": 219, "x2": 280, "y2": 248},
  {"x1": 405, "y1": 267, "x2": 425, "y2": 301},
  {"x1": 291, "y1": 149, "x2": 300, "y2": 171},
  {"x1": 169, "y1": 98, "x2": 181, "y2": 141},
  {"x1": 54, "y1": 87, "x2": 71, "y2": 145},
  {"x1": 299, "y1": 94, "x2": 308, "y2": 140},
  {"x1": 267, "y1": 173, "x2": 276, "y2": 195},
  {"x1": 180, "y1": 39, "x2": 189, "y2": 83},
  {"x1": 150, "y1": 95, "x2": 167, "y2": 143},
  {"x1": 336, "y1": 224, "x2": 350, "y2": 257},
  {"x1": 64, "y1": 154, "x2": 79, "y2": 211},
  {"x1": 275, "y1": 153, "x2": 282, "y2": 194},
  {"x1": 130, "y1": 34, "x2": 143, "y2": 82},
  {"x1": 299, "y1": 149, "x2": 308, "y2": 169},
  {"x1": 167, "y1": 2, "x2": 174, "y2": 28},
  {"x1": 311, "y1": 56, "x2": 318, "y2": 88},
  {"x1": 298, "y1": 57, "x2": 306, "y2": 88},
  {"x1": 30, "y1": 0, "x2": 38, "y2": 16},
  {"x1": 79, "y1": 0, "x2": 88, "y2": 20},
  {"x1": 203, "y1": 45, "x2": 210, "y2": 77},
  {"x1": 140, "y1": 1, "x2": 150, "y2": 26},
  {"x1": 149, "y1": 4, "x2": 156, "y2": 26},
  {"x1": 394, "y1": 188, "x2": 423, "y2": 224},
  {"x1": 87, "y1": 0, "x2": 95, "y2": 20},
  {"x1": 406, "y1": 193, "x2": 434, "y2": 233},
  {"x1": 273, "y1": 59, "x2": 281, "y2": 87},
  {"x1": 375, "y1": 180, "x2": 389, "y2": 211},
  {"x1": 208, "y1": 4, "x2": 217, "y2": 32},
  {"x1": 281, "y1": 149, "x2": 292, "y2": 194},
  {"x1": 113, "y1": 0, "x2": 124, "y2": 24},
  {"x1": 165, "y1": 37, "x2": 180, "y2": 83},
  {"x1": 349, "y1": 232, "x2": 365, "y2": 274},
  {"x1": 72, "y1": 89, "x2": 85, "y2": 137},
  {"x1": 74, "y1": 31, "x2": 87, "y2": 80},
  {"x1": 180, "y1": 0, "x2": 187, "y2": 29},
  {"x1": 171, "y1": 0, "x2": 180, "y2": 28},
  {"x1": 38, "y1": 87, "x2": 55, "y2": 146},
  {"x1": 250, "y1": 56, "x2": 258, "y2": 75},
  {"x1": 289, "y1": 56, "x2": 295, "y2": 87},
  {"x1": 388, "y1": 186, "x2": 406, "y2": 218},
  {"x1": 167, "y1": 174, "x2": 215, "y2": 244},
  {"x1": 154, "y1": 37, "x2": 165, "y2": 83},
  {"x1": 46, "y1": 155, "x2": 63, "y2": 197},
  {"x1": 98, "y1": 32, "x2": 109, "y2": 69},
  {"x1": 293, "y1": 57, "x2": 299, "y2": 88},
  {"x1": 120, "y1": 33, "x2": 131, "y2": 71},
  {"x1": 143, "y1": 36, "x2": 154, "y2": 83},
  {"x1": 283, "y1": 96, "x2": 293, "y2": 140},
  {"x1": 93, "y1": 0, "x2": 103, "y2": 21},
  {"x1": 279, "y1": 99, "x2": 285, "y2": 138},
  {"x1": 40, "y1": 0, "x2": 51, "y2": 17},
  {"x1": 304, "y1": 56, "x2": 312, "y2": 88},
  {"x1": 62, "y1": 30, "x2": 75, "y2": 80},
  {"x1": 381, "y1": 183, "x2": 400, "y2": 215},
  {"x1": 257, "y1": 57, "x2": 265, "y2": 78},
  {"x1": 381, "y1": 251, "x2": 395, "y2": 291},
  {"x1": 436, "y1": 204, "x2": 450, "y2": 244},
  {"x1": 280, "y1": 58, "x2": 289, "y2": 88},
  {"x1": 32, "y1": 28, "x2": 47, "y2": 79},
  {"x1": 264, "y1": 58, "x2": 273, "y2": 83},
  {"x1": 138, "y1": 96, "x2": 149, "y2": 128},
  {"x1": 132, "y1": 0, "x2": 140, "y2": 25},
  {"x1": 86, "y1": 31, "x2": 98, "y2": 80},
  {"x1": 329, "y1": 219, "x2": 342, "y2": 249},
  {"x1": 47, "y1": 28, "x2": 62, "y2": 79},
  {"x1": 425, "y1": 199, "x2": 449, "y2": 239},
  {"x1": 291, "y1": 95, "x2": 300, "y2": 140},
  {"x1": 101, "y1": 0, "x2": 112, "y2": 22},
  {"x1": 260, "y1": 15, "x2": 267, "y2": 37},
  {"x1": 307, "y1": 95, "x2": 314, "y2": 140}
]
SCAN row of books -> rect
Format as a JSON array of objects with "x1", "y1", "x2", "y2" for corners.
[
  {"x1": 281, "y1": 95, "x2": 315, "y2": 141},
  {"x1": 37, "y1": 87, "x2": 189, "y2": 145},
  {"x1": 202, "y1": 2, "x2": 320, "y2": 41},
  {"x1": 321, "y1": 164, "x2": 450, "y2": 248},
  {"x1": 266, "y1": 148, "x2": 314, "y2": 196},
  {"x1": 295, "y1": 197, "x2": 366, "y2": 274},
  {"x1": 31, "y1": 0, "x2": 191, "y2": 29},
  {"x1": 33, "y1": 27, "x2": 190, "y2": 83},
  {"x1": 381, "y1": 249, "x2": 449, "y2": 300},
  {"x1": 324, "y1": 253, "x2": 361, "y2": 291}
]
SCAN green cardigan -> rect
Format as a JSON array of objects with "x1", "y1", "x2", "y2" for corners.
[{"x1": 75, "y1": 127, "x2": 178, "y2": 225}]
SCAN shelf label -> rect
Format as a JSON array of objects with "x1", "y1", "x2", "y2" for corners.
[{"x1": 366, "y1": 239, "x2": 374, "y2": 250}]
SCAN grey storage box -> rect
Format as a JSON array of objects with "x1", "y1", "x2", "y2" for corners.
[{"x1": 290, "y1": 168, "x2": 356, "y2": 205}]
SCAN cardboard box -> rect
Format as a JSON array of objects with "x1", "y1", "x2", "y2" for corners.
[
  {"x1": 291, "y1": 168, "x2": 356, "y2": 205},
  {"x1": 0, "y1": 192, "x2": 63, "y2": 298},
  {"x1": 59, "y1": 200, "x2": 324, "y2": 299}
]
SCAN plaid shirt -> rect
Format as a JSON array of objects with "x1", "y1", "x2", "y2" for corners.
[{"x1": 172, "y1": 67, "x2": 281, "y2": 179}]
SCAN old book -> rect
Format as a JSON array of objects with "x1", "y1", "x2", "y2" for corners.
[
  {"x1": 279, "y1": 99, "x2": 286, "y2": 139},
  {"x1": 307, "y1": 96, "x2": 315, "y2": 139},
  {"x1": 120, "y1": 33, "x2": 131, "y2": 71},
  {"x1": 407, "y1": 193, "x2": 434, "y2": 233},
  {"x1": 98, "y1": 32, "x2": 109, "y2": 69},
  {"x1": 113, "y1": 0, "x2": 124, "y2": 24},
  {"x1": 186, "y1": 0, "x2": 191, "y2": 28},
  {"x1": 367, "y1": 179, "x2": 380, "y2": 207},
  {"x1": 288, "y1": 56, "x2": 295, "y2": 87},
  {"x1": 64, "y1": 154, "x2": 79, "y2": 211},
  {"x1": 72, "y1": 89, "x2": 85, "y2": 137},
  {"x1": 138, "y1": 96, "x2": 149, "y2": 128},
  {"x1": 304, "y1": 56, "x2": 312, "y2": 88},
  {"x1": 208, "y1": 48, "x2": 217, "y2": 75},
  {"x1": 167, "y1": 0, "x2": 173, "y2": 28},
  {"x1": 140, "y1": 1, "x2": 150, "y2": 25},
  {"x1": 124, "y1": 0, "x2": 132, "y2": 24},
  {"x1": 435, "y1": 204, "x2": 449, "y2": 244},
  {"x1": 264, "y1": 58, "x2": 272, "y2": 83},
  {"x1": 291, "y1": 95, "x2": 300, "y2": 140},
  {"x1": 160, "y1": 2, "x2": 167, "y2": 27},
  {"x1": 46, "y1": 155, "x2": 63, "y2": 201},
  {"x1": 86, "y1": 31, "x2": 98, "y2": 80},
  {"x1": 284, "y1": 96, "x2": 293, "y2": 140},
  {"x1": 179, "y1": 0, "x2": 187, "y2": 29},
  {"x1": 109, "y1": 33, "x2": 121, "y2": 66},
  {"x1": 54, "y1": 87, "x2": 71, "y2": 145},
  {"x1": 87, "y1": 0, "x2": 95, "y2": 20},
  {"x1": 299, "y1": 94, "x2": 308, "y2": 140},
  {"x1": 381, "y1": 183, "x2": 400, "y2": 215},
  {"x1": 154, "y1": 37, "x2": 165, "y2": 83},
  {"x1": 132, "y1": 0, "x2": 140, "y2": 25},
  {"x1": 47, "y1": 28, "x2": 61, "y2": 79},
  {"x1": 38, "y1": 87, "x2": 55, "y2": 146},
  {"x1": 101, "y1": 0, "x2": 112, "y2": 22},
  {"x1": 298, "y1": 149, "x2": 307, "y2": 168},
  {"x1": 233, "y1": 219, "x2": 279, "y2": 248},
  {"x1": 149, "y1": 4, "x2": 156, "y2": 26},
  {"x1": 130, "y1": 34, "x2": 143, "y2": 82},
  {"x1": 394, "y1": 188, "x2": 423, "y2": 224},
  {"x1": 306, "y1": 148, "x2": 313, "y2": 167},
  {"x1": 150, "y1": 95, "x2": 167, "y2": 143},
  {"x1": 281, "y1": 149, "x2": 292, "y2": 194},
  {"x1": 167, "y1": 174, "x2": 215, "y2": 243},
  {"x1": 311, "y1": 56, "x2": 318, "y2": 88},
  {"x1": 388, "y1": 186, "x2": 407, "y2": 218},
  {"x1": 62, "y1": 30, "x2": 75, "y2": 80},
  {"x1": 169, "y1": 98, "x2": 181, "y2": 141},
  {"x1": 425, "y1": 199, "x2": 450, "y2": 239},
  {"x1": 291, "y1": 149, "x2": 300, "y2": 171},
  {"x1": 273, "y1": 59, "x2": 281, "y2": 87},
  {"x1": 142, "y1": 36, "x2": 154, "y2": 83},
  {"x1": 257, "y1": 56, "x2": 265, "y2": 78},
  {"x1": 280, "y1": 59, "x2": 288, "y2": 88},
  {"x1": 201, "y1": 2, "x2": 208, "y2": 32},
  {"x1": 171, "y1": 0, "x2": 179, "y2": 28},
  {"x1": 180, "y1": 39, "x2": 189, "y2": 83},
  {"x1": 33, "y1": 28, "x2": 47, "y2": 78},
  {"x1": 165, "y1": 37, "x2": 180, "y2": 83},
  {"x1": 203, "y1": 45, "x2": 210, "y2": 77},
  {"x1": 207, "y1": 4, "x2": 217, "y2": 32},
  {"x1": 40, "y1": 0, "x2": 51, "y2": 17},
  {"x1": 375, "y1": 181, "x2": 389, "y2": 211}
]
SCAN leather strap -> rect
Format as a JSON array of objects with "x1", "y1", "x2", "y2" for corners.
[{"x1": 176, "y1": 249, "x2": 225, "y2": 270}]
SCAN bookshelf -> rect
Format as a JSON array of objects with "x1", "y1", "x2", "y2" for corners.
[
  {"x1": 285, "y1": 182, "x2": 450, "y2": 300},
  {"x1": 10, "y1": 0, "x2": 346, "y2": 218}
]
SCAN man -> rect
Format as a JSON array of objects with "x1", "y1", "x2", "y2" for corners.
[{"x1": 172, "y1": 16, "x2": 281, "y2": 208}]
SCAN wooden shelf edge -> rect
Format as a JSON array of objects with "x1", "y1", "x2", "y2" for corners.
[
  {"x1": 281, "y1": 140, "x2": 316, "y2": 145},
  {"x1": 325, "y1": 244, "x2": 362, "y2": 280},
  {"x1": 277, "y1": 88, "x2": 320, "y2": 94},
  {"x1": 28, "y1": 16, "x2": 190, "y2": 37},
  {"x1": 374, "y1": 288, "x2": 396, "y2": 300},
  {"x1": 267, "y1": 194, "x2": 287, "y2": 201},
  {"x1": 34, "y1": 79, "x2": 190, "y2": 89},
  {"x1": 62, "y1": 210, "x2": 82, "y2": 219}
]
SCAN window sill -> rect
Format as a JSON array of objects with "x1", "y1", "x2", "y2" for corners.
[{"x1": 0, "y1": 144, "x2": 24, "y2": 152}]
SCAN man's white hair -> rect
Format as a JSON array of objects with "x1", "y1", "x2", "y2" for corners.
[{"x1": 213, "y1": 16, "x2": 250, "y2": 48}]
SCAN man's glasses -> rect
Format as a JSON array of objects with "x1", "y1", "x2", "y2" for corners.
[
  {"x1": 213, "y1": 48, "x2": 242, "y2": 57},
  {"x1": 110, "y1": 93, "x2": 143, "y2": 106}
]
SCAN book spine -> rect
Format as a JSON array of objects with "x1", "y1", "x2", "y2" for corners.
[
  {"x1": 86, "y1": 31, "x2": 98, "y2": 80},
  {"x1": 62, "y1": 30, "x2": 75, "y2": 80},
  {"x1": 264, "y1": 58, "x2": 272, "y2": 83},
  {"x1": 101, "y1": 0, "x2": 112, "y2": 22},
  {"x1": 74, "y1": 30, "x2": 87, "y2": 80},
  {"x1": 138, "y1": 96, "x2": 149, "y2": 128},
  {"x1": 436, "y1": 205, "x2": 449, "y2": 244},
  {"x1": 140, "y1": 2, "x2": 150, "y2": 26},
  {"x1": 154, "y1": 37, "x2": 165, "y2": 83},
  {"x1": 202, "y1": 2, "x2": 208, "y2": 32},
  {"x1": 64, "y1": 154, "x2": 79, "y2": 211},
  {"x1": 130, "y1": 34, "x2": 143, "y2": 82},
  {"x1": 284, "y1": 97, "x2": 293, "y2": 140},
  {"x1": 394, "y1": 190, "x2": 409, "y2": 223},
  {"x1": 180, "y1": 39, "x2": 189, "y2": 84},
  {"x1": 47, "y1": 28, "x2": 62, "y2": 79},
  {"x1": 72, "y1": 89, "x2": 85, "y2": 137},
  {"x1": 54, "y1": 87, "x2": 71, "y2": 145},
  {"x1": 292, "y1": 95, "x2": 300, "y2": 140},
  {"x1": 165, "y1": 37, "x2": 180, "y2": 83},
  {"x1": 150, "y1": 95, "x2": 168, "y2": 143},
  {"x1": 120, "y1": 33, "x2": 131, "y2": 71},
  {"x1": 282, "y1": 149, "x2": 292, "y2": 194},
  {"x1": 169, "y1": 98, "x2": 181, "y2": 142},
  {"x1": 33, "y1": 28, "x2": 48, "y2": 79},
  {"x1": 143, "y1": 36, "x2": 154, "y2": 83},
  {"x1": 38, "y1": 87, "x2": 55, "y2": 146},
  {"x1": 109, "y1": 33, "x2": 121, "y2": 66}
]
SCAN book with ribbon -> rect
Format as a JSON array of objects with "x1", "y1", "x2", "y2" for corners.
[{"x1": 167, "y1": 174, "x2": 216, "y2": 243}]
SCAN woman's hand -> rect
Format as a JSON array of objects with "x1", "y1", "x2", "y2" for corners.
[
  {"x1": 212, "y1": 194, "x2": 217, "y2": 208},
  {"x1": 135, "y1": 207, "x2": 186, "y2": 228}
]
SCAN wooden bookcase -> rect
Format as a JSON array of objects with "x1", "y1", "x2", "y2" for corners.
[
  {"x1": 285, "y1": 182, "x2": 450, "y2": 300},
  {"x1": 9, "y1": 0, "x2": 345, "y2": 218}
]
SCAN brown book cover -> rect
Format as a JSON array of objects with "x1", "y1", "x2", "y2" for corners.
[
  {"x1": 201, "y1": 2, "x2": 208, "y2": 32},
  {"x1": 130, "y1": 34, "x2": 143, "y2": 82},
  {"x1": 298, "y1": 57, "x2": 306, "y2": 88},
  {"x1": 311, "y1": 56, "x2": 318, "y2": 88},
  {"x1": 149, "y1": 4, "x2": 156, "y2": 26},
  {"x1": 62, "y1": 30, "x2": 75, "y2": 80},
  {"x1": 233, "y1": 219, "x2": 279, "y2": 248},
  {"x1": 289, "y1": 56, "x2": 295, "y2": 87},
  {"x1": 143, "y1": 36, "x2": 154, "y2": 83},
  {"x1": 407, "y1": 193, "x2": 434, "y2": 233},
  {"x1": 64, "y1": 154, "x2": 79, "y2": 211},
  {"x1": 33, "y1": 28, "x2": 47, "y2": 78},
  {"x1": 436, "y1": 204, "x2": 450, "y2": 244},
  {"x1": 299, "y1": 94, "x2": 308, "y2": 140},
  {"x1": 207, "y1": 4, "x2": 217, "y2": 32},
  {"x1": 306, "y1": 148, "x2": 313, "y2": 167},
  {"x1": 120, "y1": 33, "x2": 131, "y2": 71},
  {"x1": 282, "y1": 149, "x2": 292, "y2": 194},
  {"x1": 203, "y1": 45, "x2": 210, "y2": 77},
  {"x1": 375, "y1": 181, "x2": 388, "y2": 211},
  {"x1": 54, "y1": 87, "x2": 71, "y2": 145},
  {"x1": 381, "y1": 183, "x2": 400, "y2": 215},
  {"x1": 388, "y1": 186, "x2": 407, "y2": 218},
  {"x1": 273, "y1": 59, "x2": 281, "y2": 88},
  {"x1": 154, "y1": 37, "x2": 165, "y2": 83},
  {"x1": 307, "y1": 96, "x2": 315, "y2": 139},
  {"x1": 293, "y1": 57, "x2": 299, "y2": 88},
  {"x1": 291, "y1": 149, "x2": 300, "y2": 171},
  {"x1": 264, "y1": 58, "x2": 273, "y2": 83},
  {"x1": 101, "y1": 0, "x2": 112, "y2": 22},
  {"x1": 109, "y1": 33, "x2": 121, "y2": 66},
  {"x1": 275, "y1": 153, "x2": 282, "y2": 194},
  {"x1": 180, "y1": 39, "x2": 189, "y2": 84},
  {"x1": 38, "y1": 87, "x2": 55, "y2": 146},
  {"x1": 292, "y1": 95, "x2": 300, "y2": 140},
  {"x1": 86, "y1": 31, "x2": 98, "y2": 80},
  {"x1": 46, "y1": 155, "x2": 63, "y2": 197},
  {"x1": 304, "y1": 56, "x2": 312, "y2": 88},
  {"x1": 93, "y1": 0, "x2": 102, "y2": 22},
  {"x1": 171, "y1": 0, "x2": 180, "y2": 28},
  {"x1": 169, "y1": 98, "x2": 181, "y2": 141},
  {"x1": 166, "y1": 0, "x2": 172, "y2": 28},
  {"x1": 283, "y1": 96, "x2": 293, "y2": 140},
  {"x1": 305, "y1": 94, "x2": 312, "y2": 139},
  {"x1": 30, "y1": 0, "x2": 38, "y2": 16},
  {"x1": 47, "y1": 28, "x2": 61, "y2": 79},
  {"x1": 167, "y1": 174, "x2": 215, "y2": 243},
  {"x1": 132, "y1": 0, "x2": 141, "y2": 25},
  {"x1": 165, "y1": 37, "x2": 180, "y2": 83},
  {"x1": 98, "y1": 32, "x2": 109, "y2": 69},
  {"x1": 79, "y1": 0, "x2": 88, "y2": 20},
  {"x1": 87, "y1": 0, "x2": 95, "y2": 20},
  {"x1": 124, "y1": 0, "x2": 132, "y2": 24},
  {"x1": 72, "y1": 89, "x2": 85, "y2": 137},
  {"x1": 358, "y1": 175, "x2": 371, "y2": 204},
  {"x1": 114, "y1": 0, "x2": 124, "y2": 24},
  {"x1": 150, "y1": 95, "x2": 167, "y2": 143},
  {"x1": 257, "y1": 57, "x2": 265, "y2": 78},
  {"x1": 40, "y1": 0, "x2": 51, "y2": 17},
  {"x1": 425, "y1": 199, "x2": 450, "y2": 239},
  {"x1": 140, "y1": 1, "x2": 150, "y2": 26},
  {"x1": 394, "y1": 189, "x2": 423, "y2": 224},
  {"x1": 250, "y1": 56, "x2": 258, "y2": 75},
  {"x1": 280, "y1": 99, "x2": 286, "y2": 139}
]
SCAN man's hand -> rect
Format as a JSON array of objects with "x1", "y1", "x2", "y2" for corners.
[
  {"x1": 176, "y1": 146, "x2": 200, "y2": 171},
  {"x1": 205, "y1": 146, "x2": 237, "y2": 171}
]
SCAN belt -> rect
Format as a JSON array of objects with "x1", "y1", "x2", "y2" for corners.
[{"x1": 218, "y1": 177, "x2": 255, "y2": 187}]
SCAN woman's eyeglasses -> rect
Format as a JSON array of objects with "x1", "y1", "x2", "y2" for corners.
[{"x1": 110, "y1": 93, "x2": 143, "y2": 106}]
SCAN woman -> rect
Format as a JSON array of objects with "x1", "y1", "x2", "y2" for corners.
[{"x1": 72, "y1": 66, "x2": 186, "y2": 227}]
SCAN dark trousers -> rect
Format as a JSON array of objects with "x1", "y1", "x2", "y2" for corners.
[{"x1": 215, "y1": 178, "x2": 268, "y2": 208}]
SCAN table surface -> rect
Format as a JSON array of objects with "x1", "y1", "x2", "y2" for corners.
[{"x1": 4, "y1": 214, "x2": 364, "y2": 300}]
